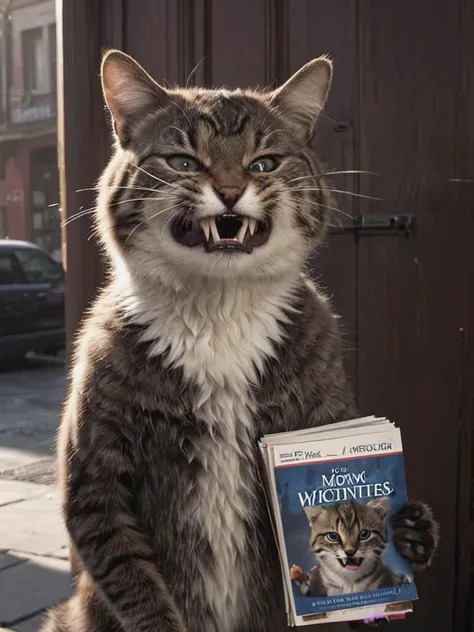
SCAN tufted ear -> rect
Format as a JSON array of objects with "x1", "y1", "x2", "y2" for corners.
[
  {"x1": 269, "y1": 56, "x2": 332, "y2": 140},
  {"x1": 101, "y1": 49, "x2": 169, "y2": 144},
  {"x1": 304, "y1": 505, "x2": 327, "y2": 524},
  {"x1": 366, "y1": 497, "x2": 392, "y2": 520}
]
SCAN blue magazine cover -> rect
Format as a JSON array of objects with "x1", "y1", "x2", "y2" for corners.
[{"x1": 268, "y1": 426, "x2": 418, "y2": 623}]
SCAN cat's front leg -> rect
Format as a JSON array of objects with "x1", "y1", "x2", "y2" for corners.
[
  {"x1": 391, "y1": 501, "x2": 439, "y2": 570},
  {"x1": 63, "y1": 415, "x2": 187, "y2": 632}
]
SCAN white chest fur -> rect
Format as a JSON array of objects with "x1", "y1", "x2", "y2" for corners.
[{"x1": 124, "y1": 278, "x2": 296, "y2": 630}]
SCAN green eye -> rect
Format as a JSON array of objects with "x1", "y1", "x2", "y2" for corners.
[
  {"x1": 359, "y1": 530, "x2": 371, "y2": 541},
  {"x1": 248, "y1": 156, "x2": 278, "y2": 173},
  {"x1": 325, "y1": 532, "x2": 340, "y2": 543},
  {"x1": 167, "y1": 155, "x2": 201, "y2": 172}
]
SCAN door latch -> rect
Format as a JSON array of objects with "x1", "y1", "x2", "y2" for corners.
[{"x1": 329, "y1": 213, "x2": 415, "y2": 236}]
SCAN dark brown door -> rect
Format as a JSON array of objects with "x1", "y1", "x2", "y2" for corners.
[
  {"x1": 60, "y1": 2, "x2": 474, "y2": 630},
  {"x1": 355, "y1": 3, "x2": 468, "y2": 631},
  {"x1": 288, "y1": 1, "x2": 359, "y2": 386}
]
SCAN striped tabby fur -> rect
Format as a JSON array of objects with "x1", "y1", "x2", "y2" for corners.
[{"x1": 42, "y1": 51, "x2": 438, "y2": 632}]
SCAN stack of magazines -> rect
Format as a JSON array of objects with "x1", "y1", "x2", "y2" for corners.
[{"x1": 258, "y1": 416, "x2": 418, "y2": 626}]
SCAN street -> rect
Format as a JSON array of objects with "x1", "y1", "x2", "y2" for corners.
[{"x1": 0, "y1": 361, "x2": 71, "y2": 631}]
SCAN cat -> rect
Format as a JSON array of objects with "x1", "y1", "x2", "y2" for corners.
[
  {"x1": 291, "y1": 498, "x2": 411, "y2": 598},
  {"x1": 41, "y1": 49, "x2": 439, "y2": 632}
]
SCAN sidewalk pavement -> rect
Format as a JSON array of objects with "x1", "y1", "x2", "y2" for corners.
[
  {"x1": 0, "y1": 362, "x2": 71, "y2": 632},
  {"x1": 0, "y1": 482, "x2": 71, "y2": 631}
]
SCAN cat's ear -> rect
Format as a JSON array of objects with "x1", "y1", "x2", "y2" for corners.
[
  {"x1": 366, "y1": 497, "x2": 392, "y2": 520},
  {"x1": 304, "y1": 505, "x2": 326, "y2": 524},
  {"x1": 101, "y1": 49, "x2": 169, "y2": 144},
  {"x1": 269, "y1": 57, "x2": 332, "y2": 141}
]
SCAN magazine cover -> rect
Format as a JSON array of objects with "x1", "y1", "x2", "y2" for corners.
[{"x1": 270, "y1": 429, "x2": 418, "y2": 622}]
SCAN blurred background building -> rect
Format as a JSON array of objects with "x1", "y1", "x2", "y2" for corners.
[{"x1": 0, "y1": 0, "x2": 59, "y2": 261}]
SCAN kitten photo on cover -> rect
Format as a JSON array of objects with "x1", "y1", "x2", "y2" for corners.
[
  {"x1": 41, "y1": 49, "x2": 439, "y2": 632},
  {"x1": 291, "y1": 499, "x2": 411, "y2": 598}
]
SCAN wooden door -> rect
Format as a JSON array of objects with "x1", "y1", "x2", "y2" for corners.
[
  {"x1": 60, "y1": 2, "x2": 473, "y2": 630},
  {"x1": 356, "y1": 3, "x2": 470, "y2": 630},
  {"x1": 288, "y1": 1, "x2": 359, "y2": 385}
]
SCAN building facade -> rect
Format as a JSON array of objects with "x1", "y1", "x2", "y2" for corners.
[{"x1": 0, "y1": 0, "x2": 59, "y2": 260}]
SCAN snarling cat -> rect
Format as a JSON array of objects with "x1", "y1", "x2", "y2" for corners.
[
  {"x1": 291, "y1": 498, "x2": 411, "y2": 598},
  {"x1": 41, "y1": 50, "x2": 438, "y2": 632}
]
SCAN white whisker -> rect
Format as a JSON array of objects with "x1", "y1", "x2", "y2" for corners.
[
  {"x1": 131, "y1": 163, "x2": 179, "y2": 189},
  {"x1": 287, "y1": 170, "x2": 379, "y2": 184},
  {"x1": 322, "y1": 169, "x2": 380, "y2": 178},
  {"x1": 327, "y1": 188, "x2": 382, "y2": 201},
  {"x1": 328, "y1": 219, "x2": 346, "y2": 230},
  {"x1": 126, "y1": 203, "x2": 182, "y2": 243},
  {"x1": 294, "y1": 187, "x2": 381, "y2": 201},
  {"x1": 161, "y1": 209, "x2": 183, "y2": 236},
  {"x1": 169, "y1": 101, "x2": 192, "y2": 129},
  {"x1": 64, "y1": 197, "x2": 172, "y2": 228},
  {"x1": 294, "y1": 196, "x2": 353, "y2": 220},
  {"x1": 260, "y1": 128, "x2": 289, "y2": 143},
  {"x1": 168, "y1": 126, "x2": 190, "y2": 144},
  {"x1": 76, "y1": 185, "x2": 166, "y2": 195},
  {"x1": 185, "y1": 57, "x2": 206, "y2": 89},
  {"x1": 61, "y1": 209, "x2": 96, "y2": 227}
]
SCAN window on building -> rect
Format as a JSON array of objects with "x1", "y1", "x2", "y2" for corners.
[
  {"x1": 48, "y1": 23, "x2": 57, "y2": 101},
  {"x1": 14, "y1": 247, "x2": 63, "y2": 284},
  {"x1": 22, "y1": 27, "x2": 43, "y2": 93},
  {"x1": 31, "y1": 148, "x2": 60, "y2": 254}
]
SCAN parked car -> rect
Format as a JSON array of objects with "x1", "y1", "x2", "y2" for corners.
[{"x1": 0, "y1": 239, "x2": 65, "y2": 362}]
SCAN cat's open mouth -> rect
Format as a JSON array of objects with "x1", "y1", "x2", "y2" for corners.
[
  {"x1": 338, "y1": 557, "x2": 363, "y2": 571},
  {"x1": 172, "y1": 213, "x2": 271, "y2": 254}
]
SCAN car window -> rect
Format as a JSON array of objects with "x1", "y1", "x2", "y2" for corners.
[
  {"x1": 0, "y1": 251, "x2": 25, "y2": 284},
  {"x1": 14, "y1": 248, "x2": 64, "y2": 284}
]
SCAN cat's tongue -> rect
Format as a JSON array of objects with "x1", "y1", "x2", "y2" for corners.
[{"x1": 345, "y1": 563, "x2": 360, "y2": 571}]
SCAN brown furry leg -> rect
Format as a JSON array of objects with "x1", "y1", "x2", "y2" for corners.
[
  {"x1": 40, "y1": 592, "x2": 123, "y2": 632},
  {"x1": 40, "y1": 602, "x2": 70, "y2": 632}
]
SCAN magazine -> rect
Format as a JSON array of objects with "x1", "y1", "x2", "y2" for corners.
[{"x1": 258, "y1": 416, "x2": 418, "y2": 626}]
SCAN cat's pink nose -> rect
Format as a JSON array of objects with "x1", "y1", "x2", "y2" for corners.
[{"x1": 214, "y1": 185, "x2": 245, "y2": 211}]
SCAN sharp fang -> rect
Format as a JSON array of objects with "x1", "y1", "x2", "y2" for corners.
[
  {"x1": 248, "y1": 218, "x2": 257, "y2": 236},
  {"x1": 200, "y1": 218, "x2": 210, "y2": 241},
  {"x1": 236, "y1": 217, "x2": 249, "y2": 243},
  {"x1": 210, "y1": 217, "x2": 220, "y2": 242}
]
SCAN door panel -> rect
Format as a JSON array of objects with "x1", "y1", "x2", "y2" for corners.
[
  {"x1": 124, "y1": 0, "x2": 180, "y2": 83},
  {"x1": 357, "y1": 2, "x2": 462, "y2": 630},
  {"x1": 209, "y1": 0, "x2": 267, "y2": 87},
  {"x1": 288, "y1": 1, "x2": 358, "y2": 385}
]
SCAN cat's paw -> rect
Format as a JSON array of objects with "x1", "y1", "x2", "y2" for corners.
[
  {"x1": 391, "y1": 501, "x2": 439, "y2": 570},
  {"x1": 290, "y1": 564, "x2": 310, "y2": 583}
]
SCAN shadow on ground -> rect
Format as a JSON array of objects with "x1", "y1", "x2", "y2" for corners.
[
  {"x1": 0, "y1": 551, "x2": 71, "y2": 631},
  {"x1": 0, "y1": 360, "x2": 65, "y2": 471}
]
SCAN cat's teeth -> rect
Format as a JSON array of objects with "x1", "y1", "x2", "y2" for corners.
[
  {"x1": 200, "y1": 218, "x2": 211, "y2": 241},
  {"x1": 209, "y1": 217, "x2": 220, "y2": 242},
  {"x1": 236, "y1": 217, "x2": 249, "y2": 243},
  {"x1": 248, "y1": 218, "x2": 257, "y2": 236}
]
